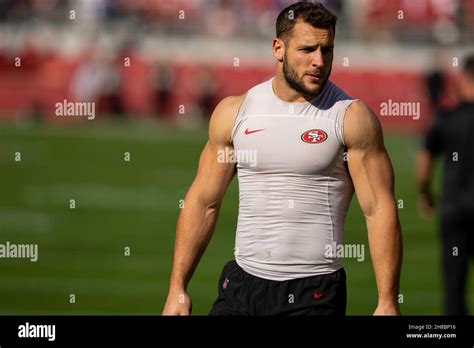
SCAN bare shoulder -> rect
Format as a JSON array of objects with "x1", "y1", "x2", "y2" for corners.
[
  {"x1": 344, "y1": 100, "x2": 383, "y2": 149},
  {"x1": 209, "y1": 94, "x2": 246, "y2": 146}
]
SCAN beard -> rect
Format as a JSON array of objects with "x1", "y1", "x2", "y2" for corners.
[{"x1": 282, "y1": 54, "x2": 330, "y2": 98}]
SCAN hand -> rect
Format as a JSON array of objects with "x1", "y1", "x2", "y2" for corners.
[
  {"x1": 418, "y1": 192, "x2": 435, "y2": 218},
  {"x1": 162, "y1": 290, "x2": 192, "y2": 316},
  {"x1": 373, "y1": 302, "x2": 401, "y2": 316}
]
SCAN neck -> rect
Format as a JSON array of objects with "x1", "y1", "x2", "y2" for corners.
[{"x1": 272, "y1": 70, "x2": 323, "y2": 103}]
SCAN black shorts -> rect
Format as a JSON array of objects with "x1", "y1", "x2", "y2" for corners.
[{"x1": 208, "y1": 260, "x2": 346, "y2": 316}]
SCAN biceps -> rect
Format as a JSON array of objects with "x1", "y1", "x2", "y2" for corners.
[
  {"x1": 348, "y1": 148, "x2": 396, "y2": 217},
  {"x1": 187, "y1": 141, "x2": 236, "y2": 209}
]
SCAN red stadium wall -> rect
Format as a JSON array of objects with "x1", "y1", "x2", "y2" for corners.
[{"x1": 0, "y1": 52, "x2": 458, "y2": 132}]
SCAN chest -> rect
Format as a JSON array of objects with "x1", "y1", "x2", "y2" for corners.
[{"x1": 233, "y1": 115, "x2": 343, "y2": 175}]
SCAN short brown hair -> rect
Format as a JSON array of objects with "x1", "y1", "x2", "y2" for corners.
[{"x1": 276, "y1": 1, "x2": 337, "y2": 41}]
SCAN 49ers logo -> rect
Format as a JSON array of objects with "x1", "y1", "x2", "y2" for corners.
[{"x1": 301, "y1": 129, "x2": 328, "y2": 144}]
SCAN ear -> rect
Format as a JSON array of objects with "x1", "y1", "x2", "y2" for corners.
[{"x1": 272, "y1": 38, "x2": 285, "y2": 62}]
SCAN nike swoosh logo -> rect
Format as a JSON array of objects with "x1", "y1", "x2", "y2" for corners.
[
  {"x1": 314, "y1": 291, "x2": 328, "y2": 299},
  {"x1": 244, "y1": 128, "x2": 265, "y2": 135}
]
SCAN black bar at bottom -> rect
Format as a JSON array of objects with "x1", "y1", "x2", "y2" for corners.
[{"x1": 0, "y1": 316, "x2": 472, "y2": 346}]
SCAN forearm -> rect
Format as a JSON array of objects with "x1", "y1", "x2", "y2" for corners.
[
  {"x1": 366, "y1": 203, "x2": 403, "y2": 305},
  {"x1": 416, "y1": 150, "x2": 433, "y2": 193},
  {"x1": 168, "y1": 193, "x2": 220, "y2": 292}
]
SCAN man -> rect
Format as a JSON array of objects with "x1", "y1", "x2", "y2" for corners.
[
  {"x1": 416, "y1": 55, "x2": 474, "y2": 315},
  {"x1": 163, "y1": 1, "x2": 402, "y2": 316}
]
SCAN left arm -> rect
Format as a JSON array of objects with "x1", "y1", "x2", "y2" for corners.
[{"x1": 344, "y1": 101, "x2": 403, "y2": 315}]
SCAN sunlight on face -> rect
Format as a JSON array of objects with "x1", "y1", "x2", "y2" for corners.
[{"x1": 283, "y1": 21, "x2": 335, "y2": 98}]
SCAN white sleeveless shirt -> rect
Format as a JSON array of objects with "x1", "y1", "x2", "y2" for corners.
[{"x1": 231, "y1": 78, "x2": 357, "y2": 281}]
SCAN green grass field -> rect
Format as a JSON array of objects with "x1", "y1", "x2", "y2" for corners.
[{"x1": 0, "y1": 120, "x2": 472, "y2": 315}]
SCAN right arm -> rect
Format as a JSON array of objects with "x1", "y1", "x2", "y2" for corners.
[
  {"x1": 162, "y1": 95, "x2": 244, "y2": 315},
  {"x1": 416, "y1": 116, "x2": 443, "y2": 217},
  {"x1": 415, "y1": 149, "x2": 435, "y2": 217}
]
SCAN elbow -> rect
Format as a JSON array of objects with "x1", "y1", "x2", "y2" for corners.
[
  {"x1": 204, "y1": 199, "x2": 222, "y2": 212},
  {"x1": 189, "y1": 191, "x2": 222, "y2": 213},
  {"x1": 362, "y1": 198, "x2": 399, "y2": 221}
]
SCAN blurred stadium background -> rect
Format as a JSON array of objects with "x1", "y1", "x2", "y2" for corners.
[{"x1": 0, "y1": 0, "x2": 473, "y2": 315}]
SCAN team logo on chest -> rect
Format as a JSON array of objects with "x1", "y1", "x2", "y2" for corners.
[{"x1": 301, "y1": 129, "x2": 328, "y2": 144}]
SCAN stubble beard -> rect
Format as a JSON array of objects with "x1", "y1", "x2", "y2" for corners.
[{"x1": 282, "y1": 53, "x2": 330, "y2": 99}]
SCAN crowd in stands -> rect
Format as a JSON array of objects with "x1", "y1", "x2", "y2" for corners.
[
  {"x1": 0, "y1": 0, "x2": 471, "y2": 124},
  {"x1": 1, "y1": 0, "x2": 473, "y2": 43}
]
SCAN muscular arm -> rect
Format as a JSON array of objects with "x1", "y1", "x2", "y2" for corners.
[
  {"x1": 345, "y1": 101, "x2": 403, "y2": 315},
  {"x1": 162, "y1": 95, "x2": 244, "y2": 315}
]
